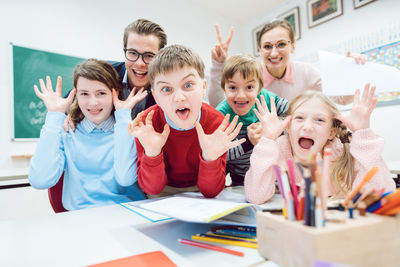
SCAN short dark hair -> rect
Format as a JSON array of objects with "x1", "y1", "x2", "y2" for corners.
[{"x1": 123, "y1": 18, "x2": 167, "y2": 50}]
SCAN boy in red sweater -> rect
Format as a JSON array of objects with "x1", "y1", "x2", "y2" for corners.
[{"x1": 128, "y1": 45, "x2": 245, "y2": 198}]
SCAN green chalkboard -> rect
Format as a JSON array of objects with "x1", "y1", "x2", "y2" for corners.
[{"x1": 12, "y1": 44, "x2": 85, "y2": 139}]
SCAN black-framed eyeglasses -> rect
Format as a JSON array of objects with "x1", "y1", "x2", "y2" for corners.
[
  {"x1": 261, "y1": 40, "x2": 291, "y2": 52},
  {"x1": 124, "y1": 49, "x2": 155, "y2": 64}
]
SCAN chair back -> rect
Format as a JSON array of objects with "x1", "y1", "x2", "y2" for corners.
[{"x1": 48, "y1": 173, "x2": 68, "y2": 213}]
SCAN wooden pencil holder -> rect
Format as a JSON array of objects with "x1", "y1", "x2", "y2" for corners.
[{"x1": 256, "y1": 211, "x2": 400, "y2": 267}]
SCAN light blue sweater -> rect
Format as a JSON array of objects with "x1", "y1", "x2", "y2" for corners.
[{"x1": 29, "y1": 108, "x2": 145, "y2": 210}]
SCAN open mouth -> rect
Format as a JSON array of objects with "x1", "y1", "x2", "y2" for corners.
[
  {"x1": 132, "y1": 69, "x2": 147, "y2": 78},
  {"x1": 298, "y1": 137, "x2": 314, "y2": 149},
  {"x1": 234, "y1": 101, "x2": 249, "y2": 108},
  {"x1": 176, "y1": 107, "x2": 190, "y2": 120},
  {"x1": 268, "y1": 57, "x2": 283, "y2": 63}
]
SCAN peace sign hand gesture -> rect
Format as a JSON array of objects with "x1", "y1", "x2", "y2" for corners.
[
  {"x1": 33, "y1": 76, "x2": 76, "y2": 113},
  {"x1": 254, "y1": 95, "x2": 292, "y2": 141},
  {"x1": 211, "y1": 24, "x2": 234, "y2": 64}
]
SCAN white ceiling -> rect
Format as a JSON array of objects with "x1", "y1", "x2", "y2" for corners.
[{"x1": 185, "y1": 0, "x2": 286, "y2": 23}]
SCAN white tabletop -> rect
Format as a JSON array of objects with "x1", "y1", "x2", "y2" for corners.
[{"x1": 0, "y1": 203, "x2": 278, "y2": 267}]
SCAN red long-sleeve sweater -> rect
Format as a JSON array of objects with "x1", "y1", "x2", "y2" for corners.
[{"x1": 135, "y1": 103, "x2": 226, "y2": 198}]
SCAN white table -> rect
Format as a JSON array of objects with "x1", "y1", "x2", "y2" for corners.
[{"x1": 0, "y1": 203, "x2": 278, "y2": 267}]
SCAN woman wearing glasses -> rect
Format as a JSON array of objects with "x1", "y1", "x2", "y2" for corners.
[{"x1": 207, "y1": 20, "x2": 362, "y2": 107}]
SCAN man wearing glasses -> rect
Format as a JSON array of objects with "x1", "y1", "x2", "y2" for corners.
[{"x1": 112, "y1": 19, "x2": 167, "y2": 119}]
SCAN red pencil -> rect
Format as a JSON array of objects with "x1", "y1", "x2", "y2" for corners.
[{"x1": 178, "y1": 238, "x2": 244, "y2": 257}]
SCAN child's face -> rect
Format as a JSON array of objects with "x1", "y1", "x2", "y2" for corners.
[
  {"x1": 287, "y1": 97, "x2": 336, "y2": 165},
  {"x1": 259, "y1": 26, "x2": 294, "y2": 76},
  {"x1": 152, "y1": 66, "x2": 206, "y2": 129},
  {"x1": 76, "y1": 77, "x2": 113, "y2": 125},
  {"x1": 224, "y1": 72, "x2": 260, "y2": 116},
  {"x1": 125, "y1": 32, "x2": 160, "y2": 89}
]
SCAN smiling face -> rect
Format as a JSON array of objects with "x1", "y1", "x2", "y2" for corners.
[
  {"x1": 259, "y1": 26, "x2": 295, "y2": 78},
  {"x1": 287, "y1": 97, "x2": 336, "y2": 165},
  {"x1": 125, "y1": 32, "x2": 160, "y2": 89},
  {"x1": 152, "y1": 66, "x2": 206, "y2": 130},
  {"x1": 76, "y1": 77, "x2": 113, "y2": 125},
  {"x1": 224, "y1": 72, "x2": 260, "y2": 116}
]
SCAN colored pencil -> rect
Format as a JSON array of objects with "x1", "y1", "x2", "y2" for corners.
[
  {"x1": 178, "y1": 238, "x2": 244, "y2": 256},
  {"x1": 343, "y1": 166, "x2": 379, "y2": 207},
  {"x1": 192, "y1": 234, "x2": 258, "y2": 249}
]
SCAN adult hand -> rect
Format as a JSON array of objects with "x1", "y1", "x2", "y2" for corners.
[
  {"x1": 335, "y1": 83, "x2": 377, "y2": 132},
  {"x1": 63, "y1": 114, "x2": 76, "y2": 132},
  {"x1": 254, "y1": 95, "x2": 291, "y2": 140},
  {"x1": 196, "y1": 114, "x2": 245, "y2": 162},
  {"x1": 247, "y1": 122, "x2": 262, "y2": 146},
  {"x1": 34, "y1": 76, "x2": 76, "y2": 113},
  {"x1": 346, "y1": 51, "x2": 367, "y2": 64},
  {"x1": 113, "y1": 87, "x2": 147, "y2": 110},
  {"x1": 128, "y1": 110, "x2": 170, "y2": 157},
  {"x1": 211, "y1": 24, "x2": 234, "y2": 64}
]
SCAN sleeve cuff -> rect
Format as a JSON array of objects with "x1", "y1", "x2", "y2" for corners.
[
  {"x1": 114, "y1": 108, "x2": 131, "y2": 122},
  {"x1": 142, "y1": 152, "x2": 164, "y2": 166},
  {"x1": 44, "y1": 112, "x2": 66, "y2": 129}
]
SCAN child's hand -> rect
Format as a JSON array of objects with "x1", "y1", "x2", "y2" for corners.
[
  {"x1": 335, "y1": 83, "x2": 377, "y2": 132},
  {"x1": 195, "y1": 114, "x2": 245, "y2": 162},
  {"x1": 34, "y1": 76, "x2": 75, "y2": 113},
  {"x1": 254, "y1": 95, "x2": 292, "y2": 140},
  {"x1": 113, "y1": 87, "x2": 147, "y2": 110},
  {"x1": 211, "y1": 25, "x2": 234, "y2": 64},
  {"x1": 128, "y1": 110, "x2": 170, "y2": 157},
  {"x1": 247, "y1": 122, "x2": 262, "y2": 146}
]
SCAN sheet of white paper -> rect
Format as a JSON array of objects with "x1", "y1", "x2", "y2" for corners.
[
  {"x1": 318, "y1": 50, "x2": 400, "y2": 96},
  {"x1": 119, "y1": 202, "x2": 172, "y2": 222},
  {"x1": 139, "y1": 196, "x2": 250, "y2": 223}
]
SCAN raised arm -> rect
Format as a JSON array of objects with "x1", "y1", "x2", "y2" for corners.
[
  {"x1": 113, "y1": 88, "x2": 147, "y2": 187},
  {"x1": 29, "y1": 76, "x2": 75, "y2": 189},
  {"x1": 207, "y1": 25, "x2": 234, "y2": 107}
]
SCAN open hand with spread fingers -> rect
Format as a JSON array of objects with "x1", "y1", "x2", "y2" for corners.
[
  {"x1": 335, "y1": 83, "x2": 377, "y2": 132},
  {"x1": 113, "y1": 87, "x2": 147, "y2": 110},
  {"x1": 34, "y1": 76, "x2": 76, "y2": 113},
  {"x1": 195, "y1": 114, "x2": 245, "y2": 162},
  {"x1": 128, "y1": 110, "x2": 170, "y2": 157},
  {"x1": 211, "y1": 24, "x2": 234, "y2": 64},
  {"x1": 254, "y1": 95, "x2": 292, "y2": 140}
]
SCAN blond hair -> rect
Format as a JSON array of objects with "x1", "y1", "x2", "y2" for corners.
[
  {"x1": 257, "y1": 19, "x2": 295, "y2": 49},
  {"x1": 69, "y1": 59, "x2": 122, "y2": 124},
  {"x1": 123, "y1": 18, "x2": 167, "y2": 50},
  {"x1": 221, "y1": 54, "x2": 263, "y2": 92},
  {"x1": 148, "y1": 44, "x2": 204, "y2": 86},
  {"x1": 288, "y1": 90, "x2": 356, "y2": 195}
]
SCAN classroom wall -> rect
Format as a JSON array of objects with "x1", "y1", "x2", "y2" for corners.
[
  {"x1": 243, "y1": 0, "x2": 400, "y2": 162},
  {"x1": 0, "y1": 0, "x2": 244, "y2": 172}
]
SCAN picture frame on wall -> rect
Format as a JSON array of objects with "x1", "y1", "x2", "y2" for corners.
[
  {"x1": 354, "y1": 0, "x2": 376, "y2": 9},
  {"x1": 252, "y1": 24, "x2": 264, "y2": 57},
  {"x1": 278, "y1": 6, "x2": 301, "y2": 40},
  {"x1": 307, "y1": 0, "x2": 343, "y2": 28}
]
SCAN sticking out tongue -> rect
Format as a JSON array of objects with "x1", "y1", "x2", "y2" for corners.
[
  {"x1": 299, "y1": 138, "x2": 314, "y2": 149},
  {"x1": 176, "y1": 108, "x2": 190, "y2": 120}
]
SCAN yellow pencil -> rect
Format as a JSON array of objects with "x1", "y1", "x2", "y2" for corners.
[{"x1": 191, "y1": 235, "x2": 258, "y2": 249}]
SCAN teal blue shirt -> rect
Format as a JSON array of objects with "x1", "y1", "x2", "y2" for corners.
[{"x1": 216, "y1": 88, "x2": 286, "y2": 127}]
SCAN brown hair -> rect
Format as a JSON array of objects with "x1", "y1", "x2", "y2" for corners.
[
  {"x1": 123, "y1": 18, "x2": 167, "y2": 50},
  {"x1": 288, "y1": 90, "x2": 356, "y2": 195},
  {"x1": 148, "y1": 44, "x2": 204, "y2": 86},
  {"x1": 221, "y1": 54, "x2": 263, "y2": 92},
  {"x1": 69, "y1": 59, "x2": 122, "y2": 124},
  {"x1": 257, "y1": 19, "x2": 295, "y2": 49}
]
